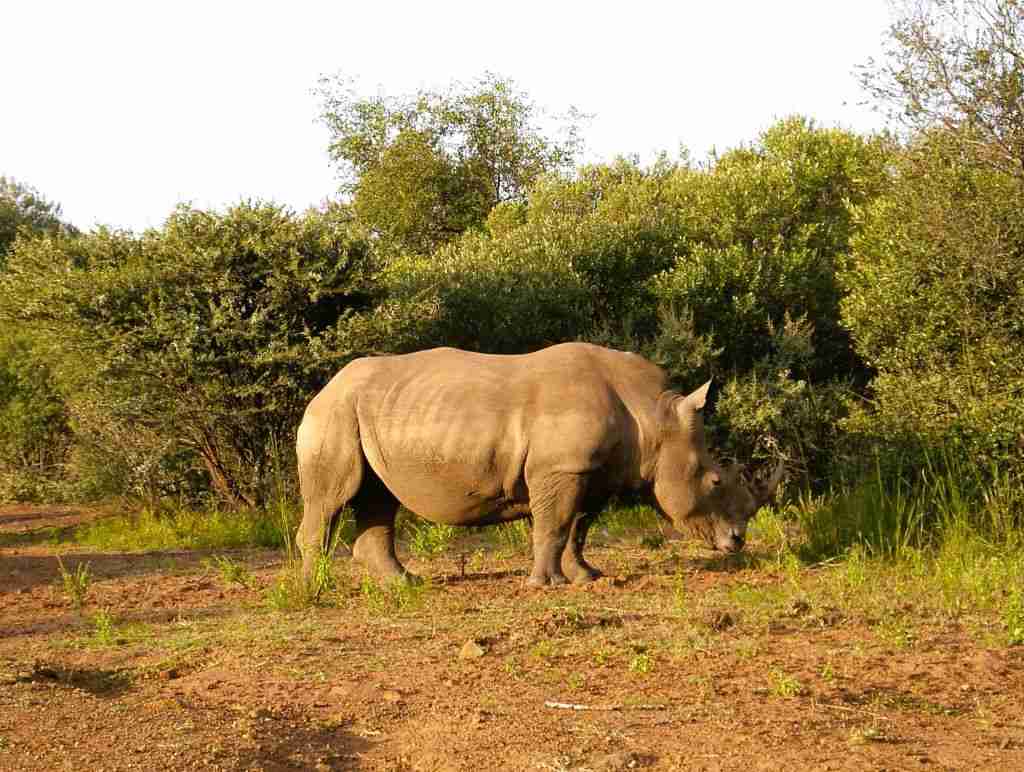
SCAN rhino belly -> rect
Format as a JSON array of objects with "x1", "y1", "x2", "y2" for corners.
[{"x1": 373, "y1": 456, "x2": 527, "y2": 525}]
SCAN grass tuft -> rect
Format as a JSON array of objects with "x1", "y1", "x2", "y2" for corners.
[
  {"x1": 406, "y1": 519, "x2": 457, "y2": 559},
  {"x1": 56, "y1": 556, "x2": 92, "y2": 609},
  {"x1": 205, "y1": 555, "x2": 253, "y2": 589},
  {"x1": 359, "y1": 574, "x2": 430, "y2": 615},
  {"x1": 266, "y1": 505, "x2": 343, "y2": 610},
  {"x1": 90, "y1": 608, "x2": 118, "y2": 646}
]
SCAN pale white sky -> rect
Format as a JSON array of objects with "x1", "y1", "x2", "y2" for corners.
[{"x1": 3, "y1": 1, "x2": 892, "y2": 233}]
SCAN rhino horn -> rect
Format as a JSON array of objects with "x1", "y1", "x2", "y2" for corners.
[{"x1": 753, "y1": 459, "x2": 785, "y2": 506}]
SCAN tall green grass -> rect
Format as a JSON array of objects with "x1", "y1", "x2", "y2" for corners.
[
  {"x1": 797, "y1": 455, "x2": 1022, "y2": 562},
  {"x1": 783, "y1": 454, "x2": 1024, "y2": 643},
  {"x1": 70, "y1": 501, "x2": 301, "y2": 552}
]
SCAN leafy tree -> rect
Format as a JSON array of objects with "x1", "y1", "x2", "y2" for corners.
[
  {"x1": 841, "y1": 132, "x2": 1024, "y2": 476},
  {"x1": 0, "y1": 176, "x2": 72, "y2": 265},
  {"x1": 0, "y1": 177, "x2": 73, "y2": 500},
  {"x1": 652, "y1": 117, "x2": 892, "y2": 381},
  {"x1": 318, "y1": 72, "x2": 585, "y2": 255},
  {"x1": 852, "y1": 0, "x2": 1024, "y2": 484},
  {"x1": 861, "y1": 0, "x2": 1024, "y2": 179},
  {"x1": 0, "y1": 202, "x2": 377, "y2": 505}
]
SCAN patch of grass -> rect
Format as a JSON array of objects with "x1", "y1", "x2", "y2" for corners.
[
  {"x1": 491, "y1": 520, "x2": 531, "y2": 554},
  {"x1": 820, "y1": 659, "x2": 835, "y2": 683},
  {"x1": 266, "y1": 508, "x2": 343, "y2": 611},
  {"x1": 405, "y1": 519, "x2": 457, "y2": 559},
  {"x1": 594, "y1": 503, "x2": 659, "y2": 541},
  {"x1": 628, "y1": 652, "x2": 654, "y2": 675},
  {"x1": 725, "y1": 582, "x2": 788, "y2": 626},
  {"x1": 531, "y1": 639, "x2": 557, "y2": 660},
  {"x1": 70, "y1": 502, "x2": 299, "y2": 552},
  {"x1": 90, "y1": 608, "x2": 118, "y2": 647},
  {"x1": 875, "y1": 616, "x2": 916, "y2": 649},
  {"x1": 767, "y1": 668, "x2": 804, "y2": 698},
  {"x1": 732, "y1": 637, "x2": 761, "y2": 661},
  {"x1": 205, "y1": 554, "x2": 253, "y2": 588},
  {"x1": 1005, "y1": 586, "x2": 1024, "y2": 646},
  {"x1": 359, "y1": 575, "x2": 430, "y2": 616},
  {"x1": 848, "y1": 725, "x2": 889, "y2": 745},
  {"x1": 56, "y1": 556, "x2": 91, "y2": 608},
  {"x1": 797, "y1": 455, "x2": 1023, "y2": 564},
  {"x1": 639, "y1": 532, "x2": 665, "y2": 550},
  {"x1": 671, "y1": 569, "x2": 687, "y2": 616},
  {"x1": 503, "y1": 659, "x2": 524, "y2": 679}
]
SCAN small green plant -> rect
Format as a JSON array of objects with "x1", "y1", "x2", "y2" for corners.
[
  {"x1": 876, "y1": 616, "x2": 916, "y2": 649},
  {"x1": 266, "y1": 562, "x2": 333, "y2": 611},
  {"x1": 628, "y1": 653, "x2": 654, "y2": 675},
  {"x1": 91, "y1": 608, "x2": 118, "y2": 646},
  {"x1": 1005, "y1": 586, "x2": 1024, "y2": 646},
  {"x1": 768, "y1": 668, "x2": 804, "y2": 698},
  {"x1": 531, "y1": 639, "x2": 557, "y2": 660},
  {"x1": 407, "y1": 520, "x2": 457, "y2": 559},
  {"x1": 493, "y1": 520, "x2": 531, "y2": 553},
  {"x1": 206, "y1": 555, "x2": 252, "y2": 588},
  {"x1": 820, "y1": 659, "x2": 835, "y2": 683},
  {"x1": 266, "y1": 508, "x2": 343, "y2": 610},
  {"x1": 56, "y1": 556, "x2": 91, "y2": 609},
  {"x1": 503, "y1": 659, "x2": 524, "y2": 679},
  {"x1": 848, "y1": 725, "x2": 887, "y2": 745},
  {"x1": 640, "y1": 532, "x2": 665, "y2": 550},
  {"x1": 733, "y1": 637, "x2": 760, "y2": 661},
  {"x1": 672, "y1": 570, "x2": 688, "y2": 615},
  {"x1": 359, "y1": 575, "x2": 428, "y2": 615}
]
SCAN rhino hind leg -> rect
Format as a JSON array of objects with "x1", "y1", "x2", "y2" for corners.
[
  {"x1": 296, "y1": 402, "x2": 365, "y2": 584},
  {"x1": 526, "y1": 473, "x2": 589, "y2": 588},
  {"x1": 561, "y1": 513, "x2": 602, "y2": 584}
]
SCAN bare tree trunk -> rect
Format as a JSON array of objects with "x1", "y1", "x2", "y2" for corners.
[{"x1": 198, "y1": 430, "x2": 256, "y2": 509}]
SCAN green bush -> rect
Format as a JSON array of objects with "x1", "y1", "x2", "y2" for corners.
[
  {"x1": 841, "y1": 132, "x2": 1024, "y2": 481},
  {"x1": 711, "y1": 314, "x2": 854, "y2": 488},
  {"x1": 652, "y1": 117, "x2": 891, "y2": 381},
  {"x1": 0, "y1": 201, "x2": 377, "y2": 505}
]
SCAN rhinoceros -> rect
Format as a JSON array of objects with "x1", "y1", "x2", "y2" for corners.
[{"x1": 296, "y1": 342, "x2": 783, "y2": 587}]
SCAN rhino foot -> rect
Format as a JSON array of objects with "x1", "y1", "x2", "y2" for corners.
[
  {"x1": 377, "y1": 570, "x2": 421, "y2": 586},
  {"x1": 567, "y1": 567, "x2": 603, "y2": 584},
  {"x1": 526, "y1": 573, "x2": 570, "y2": 588}
]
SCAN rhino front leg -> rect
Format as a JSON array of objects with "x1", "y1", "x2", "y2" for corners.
[
  {"x1": 526, "y1": 474, "x2": 586, "y2": 588},
  {"x1": 561, "y1": 513, "x2": 602, "y2": 584}
]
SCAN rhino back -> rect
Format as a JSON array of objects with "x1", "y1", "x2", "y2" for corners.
[{"x1": 339, "y1": 344, "x2": 667, "y2": 523}]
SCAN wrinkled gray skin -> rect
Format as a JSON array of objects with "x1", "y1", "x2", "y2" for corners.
[{"x1": 296, "y1": 343, "x2": 783, "y2": 587}]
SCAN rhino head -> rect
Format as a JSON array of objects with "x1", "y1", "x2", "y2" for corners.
[{"x1": 650, "y1": 381, "x2": 784, "y2": 553}]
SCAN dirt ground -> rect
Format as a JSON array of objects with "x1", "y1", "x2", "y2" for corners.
[{"x1": 2, "y1": 505, "x2": 1023, "y2": 771}]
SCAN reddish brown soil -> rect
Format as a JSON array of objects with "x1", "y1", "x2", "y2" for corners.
[{"x1": 2, "y1": 505, "x2": 1023, "y2": 771}]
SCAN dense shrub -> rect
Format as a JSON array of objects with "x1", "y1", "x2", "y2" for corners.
[
  {"x1": 652, "y1": 117, "x2": 891, "y2": 382},
  {"x1": 0, "y1": 202, "x2": 377, "y2": 505},
  {"x1": 841, "y1": 133, "x2": 1024, "y2": 481},
  {"x1": 712, "y1": 315, "x2": 854, "y2": 488}
]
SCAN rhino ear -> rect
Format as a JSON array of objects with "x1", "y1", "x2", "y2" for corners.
[{"x1": 680, "y1": 380, "x2": 712, "y2": 413}]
